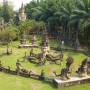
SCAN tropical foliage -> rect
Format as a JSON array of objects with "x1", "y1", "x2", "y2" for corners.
[
  {"x1": 0, "y1": 26, "x2": 17, "y2": 44},
  {"x1": 19, "y1": 20, "x2": 45, "y2": 35},
  {"x1": 0, "y1": 0, "x2": 90, "y2": 49},
  {"x1": 25, "y1": 0, "x2": 90, "y2": 49}
]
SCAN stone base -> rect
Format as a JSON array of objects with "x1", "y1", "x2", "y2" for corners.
[
  {"x1": 54, "y1": 76, "x2": 90, "y2": 87},
  {"x1": 18, "y1": 44, "x2": 38, "y2": 48}
]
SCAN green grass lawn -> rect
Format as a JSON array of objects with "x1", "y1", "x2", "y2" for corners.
[{"x1": 0, "y1": 41, "x2": 90, "y2": 90}]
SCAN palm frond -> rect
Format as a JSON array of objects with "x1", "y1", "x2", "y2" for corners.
[{"x1": 76, "y1": 0, "x2": 85, "y2": 10}]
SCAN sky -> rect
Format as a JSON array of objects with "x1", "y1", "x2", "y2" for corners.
[{"x1": 0, "y1": 0, "x2": 32, "y2": 10}]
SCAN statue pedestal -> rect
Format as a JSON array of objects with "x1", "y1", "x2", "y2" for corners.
[
  {"x1": 54, "y1": 76, "x2": 90, "y2": 87},
  {"x1": 78, "y1": 73, "x2": 88, "y2": 77}
]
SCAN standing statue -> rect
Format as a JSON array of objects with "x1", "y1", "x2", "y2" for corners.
[
  {"x1": 0, "y1": 61, "x2": 3, "y2": 71},
  {"x1": 53, "y1": 57, "x2": 74, "y2": 80},
  {"x1": 59, "y1": 52, "x2": 64, "y2": 61},
  {"x1": 60, "y1": 68, "x2": 70, "y2": 80},
  {"x1": 53, "y1": 67, "x2": 70, "y2": 80},
  {"x1": 87, "y1": 61, "x2": 90, "y2": 74},
  {"x1": 41, "y1": 31, "x2": 50, "y2": 54},
  {"x1": 39, "y1": 52, "x2": 47, "y2": 65},
  {"x1": 60, "y1": 57, "x2": 74, "y2": 80},
  {"x1": 39, "y1": 69, "x2": 45, "y2": 80},
  {"x1": 31, "y1": 34, "x2": 36, "y2": 45},
  {"x1": 66, "y1": 56, "x2": 74, "y2": 72},
  {"x1": 76, "y1": 58, "x2": 88, "y2": 77},
  {"x1": 61, "y1": 40, "x2": 64, "y2": 49},
  {"x1": 20, "y1": 32, "x2": 26, "y2": 45},
  {"x1": 16, "y1": 59, "x2": 22, "y2": 75},
  {"x1": 29, "y1": 48, "x2": 34, "y2": 56},
  {"x1": 40, "y1": 35, "x2": 49, "y2": 65}
]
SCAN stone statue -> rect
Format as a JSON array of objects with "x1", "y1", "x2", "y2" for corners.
[
  {"x1": 61, "y1": 40, "x2": 64, "y2": 49},
  {"x1": 59, "y1": 52, "x2": 64, "y2": 61},
  {"x1": 0, "y1": 61, "x2": 3, "y2": 70},
  {"x1": 43, "y1": 34, "x2": 49, "y2": 47},
  {"x1": 16, "y1": 59, "x2": 22, "y2": 74},
  {"x1": 60, "y1": 68, "x2": 70, "y2": 80},
  {"x1": 23, "y1": 52, "x2": 27, "y2": 62},
  {"x1": 66, "y1": 57, "x2": 73, "y2": 69},
  {"x1": 41, "y1": 31, "x2": 50, "y2": 53},
  {"x1": 39, "y1": 69, "x2": 45, "y2": 80},
  {"x1": 66, "y1": 56, "x2": 74, "y2": 72},
  {"x1": 39, "y1": 52, "x2": 46, "y2": 65},
  {"x1": 76, "y1": 58, "x2": 88, "y2": 77},
  {"x1": 31, "y1": 34, "x2": 36, "y2": 45},
  {"x1": 53, "y1": 67, "x2": 71, "y2": 80},
  {"x1": 59, "y1": 57, "x2": 74, "y2": 80},
  {"x1": 29, "y1": 48, "x2": 34, "y2": 56},
  {"x1": 87, "y1": 61, "x2": 90, "y2": 74},
  {"x1": 20, "y1": 33, "x2": 26, "y2": 44}
]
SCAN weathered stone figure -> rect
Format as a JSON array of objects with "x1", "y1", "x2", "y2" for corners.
[
  {"x1": 41, "y1": 32, "x2": 50, "y2": 53},
  {"x1": 60, "y1": 68, "x2": 70, "y2": 80},
  {"x1": 23, "y1": 52, "x2": 27, "y2": 62},
  {"x1": 46, "y1": 54, "x2": 62, "y2": 65},
  {"x1": 39, "y1": 52, "x2": 47, "y2": 65},
  {"x1": 0, "y1": 61, "x2": 3, "y2": 71},
  {"x1": 39, "y1": 39, "x2": 49, "y2": 65},
  {"x1": 66, "y1": 56, "x2": 74, "y2": 73},
  {"x1": 61, "y1": 40, "x2": 64, "y2": 49},
  {"x1": 31, "y1": 34, "x2": 36, "y2": 45},
  {"x1": 59, "y1": 52, "x2": 64, "y2": 61},
  {"x1": 76, "y1": 58, "x2": 88, "y2": 77},
  {"x1": 29, "y1": 48, "x2": 34, "y2": 56},
  {"x1": 41, "y1": 36, "x2": 49, "y2": 63},
  {"x1": 87, "y1": 61, "x2": 90, "y2": 74},
  {"x1": 58, "y1": 57, "x2": 74, "y2": 80},
  {"x1": 6, "y1": 44, "x2": 12, "y2": 55},
  {"x1": 20, "y1": 33, "x2": 26, "y2": 44},
  {"x1": 53, "y1": 66, "x2": 72, "y2": 80},
  {"x1": 44, "y1": 35, "x2": 49, "y2": 47},
  {"x1": 39, "y1": 69, "x2": 45, "y2": 80},
  {"x1": 16, "y1": 59, "x2": 22, "y2": 74},
  {"x1": 53, "y1": 67, "x2": 71, "y2": 80}
]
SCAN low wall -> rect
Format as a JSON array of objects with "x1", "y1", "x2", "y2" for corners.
[
  {"x1": 0, "y1": 67, "x2": 53, "y2": 83},
  {"x1": 1, "y1": 67, "x2": 90, "y2": 88}
]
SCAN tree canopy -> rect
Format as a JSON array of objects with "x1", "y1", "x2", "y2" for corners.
[{"x1": 25, "y1": 0, "x2": 90, "y2": 48}]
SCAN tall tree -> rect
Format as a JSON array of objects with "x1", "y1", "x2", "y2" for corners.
[
  {"x1": 3, "y1": 0, "x2": 14, "y2": 23},
  {"x1": 25, "y1": 0, "x2": 90, "y2": 48},
  {"x1": 70, "y1": 0, "x2": 90, "y2": 49}
]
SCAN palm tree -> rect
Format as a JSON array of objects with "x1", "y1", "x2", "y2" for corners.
[
  {"x1": 25, "y1": 0, "x2": 90, "y2": 49},
  {"x1": 70, "y1": 0, "x2": 90, "y2": 49},
  {"x1": 54, "y1": 0, "x2": 76, "y2": 43}
]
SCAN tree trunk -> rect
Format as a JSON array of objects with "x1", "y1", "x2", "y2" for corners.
[{"x1": 74, "y1": 28, "x2": 81, "y2": 50}]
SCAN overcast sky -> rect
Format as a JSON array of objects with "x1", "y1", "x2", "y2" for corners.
[{"x1": 0, "y1": 0, "x2": 32, "y2": 10}]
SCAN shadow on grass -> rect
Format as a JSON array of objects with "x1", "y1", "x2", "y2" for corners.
[
  {"x1": 1, "y1": 71, "x2": 57, "y2": 89},
  {"x1": 40, "y1": 80, "x2": 57, "y2": 89}
]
